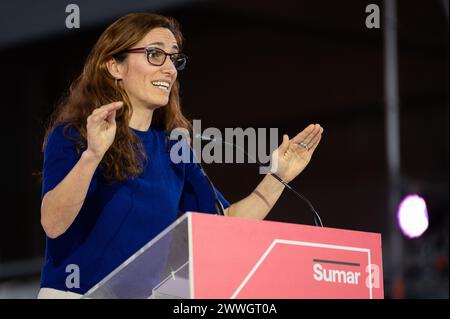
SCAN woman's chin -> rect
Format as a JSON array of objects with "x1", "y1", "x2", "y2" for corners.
[{"x1": 146, "y1": 99, "x2": 169, "y2": 109}]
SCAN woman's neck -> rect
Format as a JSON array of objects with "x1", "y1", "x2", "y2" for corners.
[{"x1": 129, "y1": 104, "x2": 154, "y2": 132}]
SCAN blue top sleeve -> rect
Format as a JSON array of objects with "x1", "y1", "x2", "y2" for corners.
[{"x1": 42, "y1": 124, "x2": 97, "y2": 199}]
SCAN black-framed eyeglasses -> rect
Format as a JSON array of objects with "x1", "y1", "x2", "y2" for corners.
[{"x1": 121, "y1": 47, "x2": 188, "y2": 71}]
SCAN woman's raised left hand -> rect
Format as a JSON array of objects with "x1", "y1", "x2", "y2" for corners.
[{"x1": 271, "y1": 124, "x2": 324, "y2": 183}]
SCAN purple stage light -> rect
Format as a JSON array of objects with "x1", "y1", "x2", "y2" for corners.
[{"x1": 397, "y1": 195, "x2": 429, "y2": 238}]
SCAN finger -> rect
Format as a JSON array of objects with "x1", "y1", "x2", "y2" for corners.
[
  {"x1": 278, "y1": 134, "x2": 290, "y2": 153},
  {"x1": 290, "y1": 124, "x2": 316, "y2": 144},
  {"x1": 88, "y1": 110, "x2": 105, "y2": 123},
  {"x1": 103, "y1": 101, "x2": 124, "y2": 110},
  {"x1": 106, "y1": 109, "x2": 117, "y2": 125},
  {"x1": 302, "y1": 124, "x2": 322, "y2": 145},
  {"x1": 92, "y1": 108, "x2": 103, "y2": 115},
  {"x1": 308, "y1": 131, "x2": 323, "y2": 153},
  {"x1": 305, "y1": 127, "x2": 323, "y2": 149},
  {"x1": 89, "y1": 110, "x2": 109, "y2": 125},
  {"x1": 92, "y1": 101, "x2": 123, "y2": 115}
]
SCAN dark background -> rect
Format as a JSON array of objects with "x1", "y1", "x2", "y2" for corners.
[{"x1": 0, "y1": 0, "x2": 448, "y2": 298}]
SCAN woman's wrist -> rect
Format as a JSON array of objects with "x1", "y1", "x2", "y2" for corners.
[
  {"x1": 271, "y1": 172, "x2": 291, "y2": 184},
  {"x1": 82, "y1": 149, "x2": 103, "y2": 166}
]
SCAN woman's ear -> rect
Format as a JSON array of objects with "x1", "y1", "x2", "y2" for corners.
[{"x1": 106, "y1": 57, "x2": 123, "y2": 80}]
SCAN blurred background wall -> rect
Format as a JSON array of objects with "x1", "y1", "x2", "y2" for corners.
[{"x1": 0, "y1": 0, "x2": 448, "y2": 298}]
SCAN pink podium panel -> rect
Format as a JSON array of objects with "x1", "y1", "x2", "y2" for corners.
[{"x1": 189, "y1": 213, "x2": 384, "y2": 299}]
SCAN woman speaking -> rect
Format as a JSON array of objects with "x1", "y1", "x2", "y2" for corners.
[{"x1": 38, "y1": 12, "x2": 323, "y2": 298}]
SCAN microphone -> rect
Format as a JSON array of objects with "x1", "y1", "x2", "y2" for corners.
[
  {"x1": 189, "y1": 145, "x2": 226, "y2": 216},
  {"x1": 194, "y1": 133, "x2": 324, "y2": 227},
  {"x1": 185, "y1": 136, "x2": 226, "y2": 216}
]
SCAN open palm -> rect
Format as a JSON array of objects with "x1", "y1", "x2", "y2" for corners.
[{"x1": 272, "y1": 124, "x2": 324, "y2": 183}]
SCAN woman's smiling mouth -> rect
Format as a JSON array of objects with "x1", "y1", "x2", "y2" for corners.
[{"x1": 151, "y1": 80, "x2": 170, "y2": 91}]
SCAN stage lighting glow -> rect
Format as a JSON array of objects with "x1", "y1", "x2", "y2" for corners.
[{"x1": 397, "y1": 195, "x2": 429, "y2": 238}]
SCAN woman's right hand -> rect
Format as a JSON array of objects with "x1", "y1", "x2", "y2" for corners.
[{"x1": 85, "y1": 101, "x2": 123, "y2": 161}]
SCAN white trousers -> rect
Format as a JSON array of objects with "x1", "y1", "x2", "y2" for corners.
[{"x1": 37, "y1": 288, "x2": 82, "y2": 299}]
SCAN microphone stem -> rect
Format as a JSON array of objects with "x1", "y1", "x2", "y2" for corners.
[
  {"x1": 268, "y1": 173, "x2": 323, "y2": 227},
  {"x1": 188, "y1": 141, "x2": 225, "y2": 216},
  {"x1": 206, "y1": 137, "x2": 324, "y2": 227}
]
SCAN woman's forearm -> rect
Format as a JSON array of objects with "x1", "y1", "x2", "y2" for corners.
[
  {"x1": 225, "y1": 174, "x2": 285, "y2": 220},
  {"x1": 40, "y1": 150, "x2": 101, "y2": 238}
]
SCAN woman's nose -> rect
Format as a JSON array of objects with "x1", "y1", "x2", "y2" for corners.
[{"x1": 161, "y1": 57, "x2": 177, "y2": 75}]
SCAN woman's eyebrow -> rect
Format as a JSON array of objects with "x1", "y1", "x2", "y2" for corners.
[{"x1": 146, "y1": 41, "x2": 179, "y2": 51}]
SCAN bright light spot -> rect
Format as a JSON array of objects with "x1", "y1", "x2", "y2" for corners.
[{"x1": 397, "y1": 194, "x2": 429, "y2": 238}]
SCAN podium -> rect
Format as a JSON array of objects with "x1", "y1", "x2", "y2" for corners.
[{"x1": 83, "y1": 213, "x2": 384, "y2": 299}]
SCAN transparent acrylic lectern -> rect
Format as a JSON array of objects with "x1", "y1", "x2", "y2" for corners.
[{"x1": 83, "y1": 213, "x2": 191, "y2": 299}]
